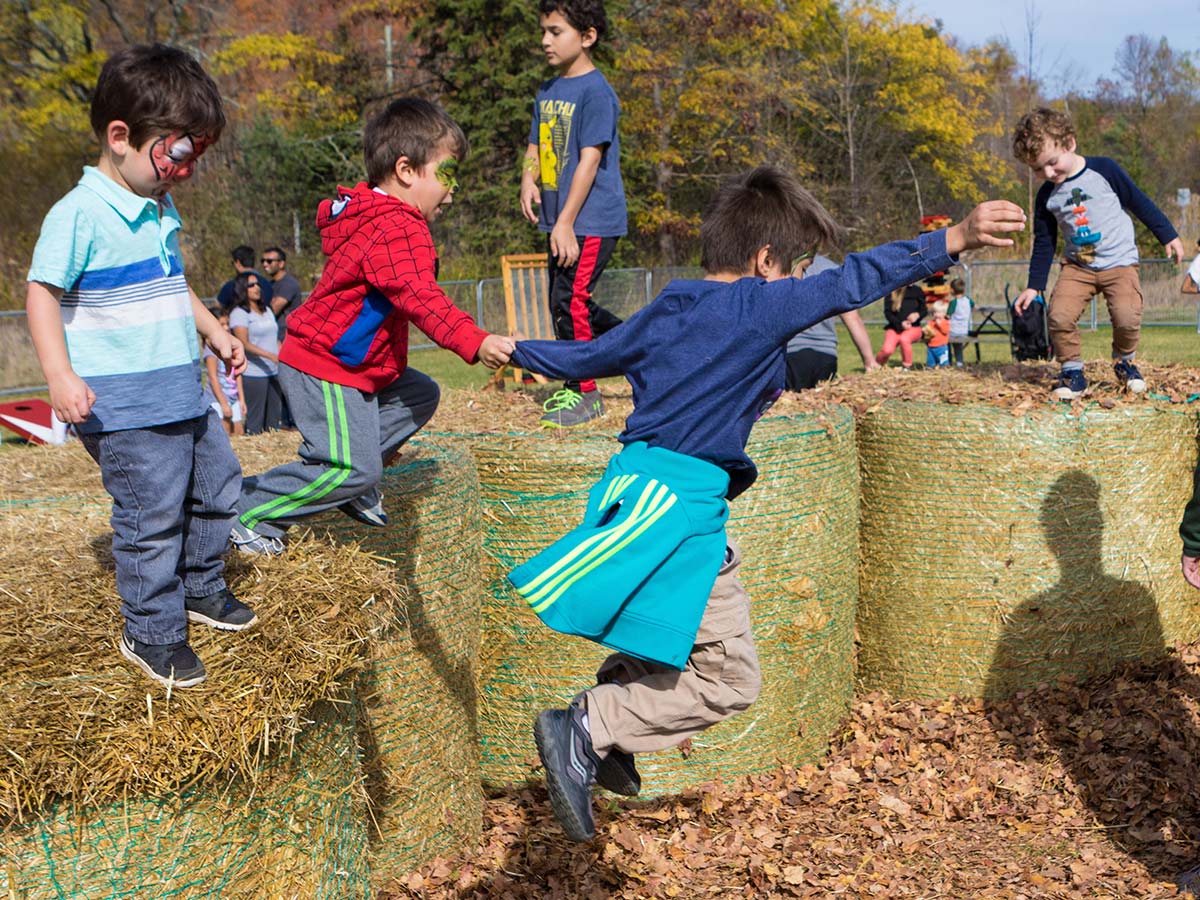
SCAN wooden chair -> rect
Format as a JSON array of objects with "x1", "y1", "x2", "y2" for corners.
[{"x1": 498, "y1": 253, "x2": 553, "y2": 386}]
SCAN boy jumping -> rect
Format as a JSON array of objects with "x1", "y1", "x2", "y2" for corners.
[
  {"x1": 232, "y1": 98, "x2": 513, "y2": 553},
  {"x1": 508, "y1": 166, "x2": 1026, "y2": 841},
  {"x1": 1012, "y1": 107, "x2": 1183, "y2": 399},
  {"x1": 26, "y1": 44, "x2": 255, "y2": 688},
  {"x1": 519, "y1": 0, "x2": 627, "y2": 427}
]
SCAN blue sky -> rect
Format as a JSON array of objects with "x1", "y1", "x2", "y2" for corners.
[{"x1": 902, "y1": 1, "x2": 1199, "y2": 90}]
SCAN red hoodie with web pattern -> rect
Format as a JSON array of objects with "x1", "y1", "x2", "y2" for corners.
[{"x1": 279, "y1": 183, "x2": 487, "y2": 392}]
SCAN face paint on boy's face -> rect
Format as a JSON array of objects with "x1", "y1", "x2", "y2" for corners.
[
  {"x1": 434, "y1": 157, "x2": 459, "y2": 194},
  {"x1": 148, "y1": 133, "x2": 210, "y2": 185}
]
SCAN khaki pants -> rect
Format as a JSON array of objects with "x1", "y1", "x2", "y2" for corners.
[
  {"x1": 584, "y1": 540, "x2": 762, "y2": 757},
  {"x1": 1048, "y1": 263, "x2": 1143, "y2": 363}
]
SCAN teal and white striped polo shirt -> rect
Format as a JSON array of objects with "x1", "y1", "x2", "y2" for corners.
[{"x1": 27, "y1": 167, "x2": 207, "y2": 434}]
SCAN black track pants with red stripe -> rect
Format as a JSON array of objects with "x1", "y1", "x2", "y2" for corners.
[{"x1": 547, "y1": 234, "x2": 622, "y2": 393}]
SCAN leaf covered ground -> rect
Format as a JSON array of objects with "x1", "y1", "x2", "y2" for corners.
[{"x1": 384, "y1": 645, "x2": 1200, "y2": 899}]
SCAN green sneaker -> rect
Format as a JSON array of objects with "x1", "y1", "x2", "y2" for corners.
[{"x1": 539, "y1": 388, "x2": 604, "y2": 428}]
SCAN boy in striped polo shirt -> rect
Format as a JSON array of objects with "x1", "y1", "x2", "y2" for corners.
[{"x1": 26, "y1": 44, "x2": 256, "y2": 689}]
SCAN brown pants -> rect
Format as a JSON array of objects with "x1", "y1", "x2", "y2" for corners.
[
  {"x1": 583, "y1": 540, "x2": 762, "y2": 757},
  {"x1": 1048, "y1": 263, "x2": 1143, "y2": 363}
]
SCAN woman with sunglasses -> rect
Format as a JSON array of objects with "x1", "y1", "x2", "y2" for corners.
[{"x1": 229, "y1": 271, "x2": 284, "y2": 434}]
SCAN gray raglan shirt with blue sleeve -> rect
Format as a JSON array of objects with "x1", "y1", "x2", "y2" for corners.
[{"x1": 1026, "y1": 156, "x2": 1178, "y2": 291}]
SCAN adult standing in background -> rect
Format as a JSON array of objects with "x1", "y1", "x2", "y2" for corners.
[
  {"x1": 229, "y1": 271, "x2": 283, "y2": 434},
  {"x1": 217, "y1": 244, "x2": 273, "y2": 311},
  {"x1": 262, "y1": 246, "x2": 303, "y2": 342},
  {"x1": 784, "y1": 254, "x2": 880, "y2": 390}
]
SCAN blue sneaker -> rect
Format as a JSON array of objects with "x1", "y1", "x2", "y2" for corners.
[
  {"x1": 595, "y1": 749, "x2": 641, "y2": 796},
  {"x1": 120, "y1": 631, "x2": 206, "y2": 688},
  {"x1": 534, "y1": 700, "x2": 599, "y2": 841},
  {"x1": 1113, "y1": 359, "x2": 1146, "y2": 394},
  {"x1": 539, "y1": 388, "x2": 604, "y2": 428},
  {"x1": 339, "y1": 490, "x2": 388, "y2": 527},
  {"x1": 186, "y1": 588, "x2": 258, "y2": 631},
  {"x1": 230, "y1": 521, "x2": 286, "y2": 556},
  {"x1": 1052, "y1": 368, "x2": 1087, "y2": 400}
]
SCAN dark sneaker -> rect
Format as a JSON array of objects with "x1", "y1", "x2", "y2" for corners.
[
  {"x1": 120, "y1": 631, "x2": 206, "y2": 688},
  {"x1": 338, "y1": 490, "x2": 388, "y2": 527},
  {"x1": 539, "y1": 388, "x2": 603, "y2": 428},
  {"x1": 186, "y1": 588, "x2": 258, "y2": 632},
  {"x1": 1051, "y1": 368, "x2": 1088, "y2": 400},
  {"x1": 230, "y1": 521, "x2": 285, "y2": 556},
  {"x1": 595, "y1": 749, "x2": 641, "y2": 796},
  {"x1": 534, "y1": 701, "x2": 599, "y2": 841},
  {"x1": 1113, "y1": 359, "x2": 1147, "y2": 394}
]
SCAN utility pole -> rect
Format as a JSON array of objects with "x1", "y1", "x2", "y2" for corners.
[{"x1": 384, "y1": 24, "x2": 394, "y2": 93}]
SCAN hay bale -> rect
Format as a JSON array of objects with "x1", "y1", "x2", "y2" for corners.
[
  {"x1": 0, "y1": 699, "x2": 369, "y2": 899},
  {"x1": 446, "y1": 410, "x2": 859, "y2": 794},
  {"x1": 318, "y1": 440, "x2": 484, "y2": 884},
  {"x1": 857, "y1": 400, "x2": 1200, "y2": 700}
]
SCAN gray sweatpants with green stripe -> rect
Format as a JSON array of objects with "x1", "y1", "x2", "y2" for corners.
[{"x1": 236, "y1": 363, "x2": 439, "y2": 538}]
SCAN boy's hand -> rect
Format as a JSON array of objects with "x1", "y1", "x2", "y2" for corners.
[
  {"x1": 945, "y1": 201, "x2": 1027, "y2": 256},
  {"x1": 1165, "y1": 237, "x2": 1185, "y2": 265},
  {"x1": 48, "y1": 371, "x2": 96, "y2": 424},
  {"x1": 1183, "y1": 553, "x2": 1200, "y2": 590},
  {"x1": 208, "y1": 330, "x2": 247, "y2": 376},
  {"x1": 477, "y1": 334, "x2": 516, "y2": 368},
  {"x1": 550, "y1": 222, "x2": 580, "y2": 268},
  {"x1": 1013, "y1": 288, "x2": 1040, "y2": 315},
  {"x1": 520, "y1": 180, "x2": 541, "y2": 224}
]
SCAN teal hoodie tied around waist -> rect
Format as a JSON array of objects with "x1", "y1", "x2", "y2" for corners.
[{"x1": 508, "y1": 441, "x2": 730, "y2": 670}]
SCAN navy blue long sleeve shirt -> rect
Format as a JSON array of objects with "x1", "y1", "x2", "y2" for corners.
[{"x1": 513, "y1": 230, "x2": 956, "y2": 499}]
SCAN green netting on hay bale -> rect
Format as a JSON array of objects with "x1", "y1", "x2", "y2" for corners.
[
  {"x1": 449, "y1": 410, "x2": 859, "y2": 794},
  {"x1": 0, "y1": 699, "x2": 369, "y2": 900},
  {"x1": 319, "y1": 440, "x2": 483, "y2": 886},
  {"x1": 857, "y1": 400, "x2": 1200, "y2": 701}
]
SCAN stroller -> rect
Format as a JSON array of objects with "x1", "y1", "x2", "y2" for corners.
[{"x1": 1005, "y1": 285, "x2": 1052, "y2": 362}]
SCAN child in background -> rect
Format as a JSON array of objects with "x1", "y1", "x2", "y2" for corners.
[
  {"x1": 924, "y1": 300, "x2": 951, "y2": 368},
  {"x1": 519, "y1": 0, "x2": 627, "y2": 427},
  {"x1": 25, "y1": 44, "x2": 255, "y2": 688},
  {"x1": 875, "y1": 283, "x2": 926, "y2": 370},
  {"x1": 508, "y1": 165, "x2": 1025, "y2": 842},
  {"x1": 1012, "y1": 107, "x2": 1183, "y2": 399},
  {"x1": 205, "y1": 309, "x2": 246, "y2": 435},
  {"x1": 232, "y1": 98, "x2": 513, "y2": 555},
  {"x1": 947, "y1": 277, "x2": 973, "y2": 366}
]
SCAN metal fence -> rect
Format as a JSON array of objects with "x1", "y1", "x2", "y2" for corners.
[{"x1": 3, "y1": 258, "x2": 1198, "y2": 396}]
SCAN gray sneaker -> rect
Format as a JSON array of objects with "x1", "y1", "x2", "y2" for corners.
[
  {"x1": 120, "y1": 631, "x2": 206, "y2": 688},
  {"x1": 534, "y1": 700, "x2": 599, "y2": 841},
  {"x1": 230, "y1": 521, "x2": 286, "y2": 556},
  {"x1": 338, "y1": 490, "x2": 388, "y2": 527},
  {"x1": 539, "y1": 388, "x2": 604, "y2": 428},
  {"x1": 186, "y1": 588, "x2": 258, "y2": 631},
  {"x1": 595, "y1": 749, "x2": 641, "y2": 796}
]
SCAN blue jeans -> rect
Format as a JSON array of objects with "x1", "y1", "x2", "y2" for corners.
[
  {"x1": 926, "y1": 345, "x2": 949, "y2": 368},
  {"x1": 81, "y1": 411, "x2": 242, "y2": 644}
]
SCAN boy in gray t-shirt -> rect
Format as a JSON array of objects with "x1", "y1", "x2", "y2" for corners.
[{"x1": 1012, "y1": 108, "x2": 1182, "y2": 400}]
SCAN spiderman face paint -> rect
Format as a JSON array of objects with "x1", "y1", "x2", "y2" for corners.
[{"x1": 148, "y1": 133, "x2": 210, "y2": 186}]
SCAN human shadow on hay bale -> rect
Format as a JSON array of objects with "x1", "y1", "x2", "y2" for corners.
[{"x1": 985, "y1": 469, "x2": 1200, "y2": 880}]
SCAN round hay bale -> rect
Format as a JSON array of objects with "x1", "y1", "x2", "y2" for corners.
[
  {"x1": 446, "y1": 409, "x2": 859, "y2": 794},
  {"x1": 857, "y1": 400, "x2": 1200, "y2": 700},
  {"x1": 1, "y1": 699, "x2": 369, "y2": 900},
  {"x1": 318, "y1": 440, "x2": 483, "y2": 883}
]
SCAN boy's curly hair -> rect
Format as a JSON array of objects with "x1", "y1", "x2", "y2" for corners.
[
  {"x1": 1012, "y1": 108, "x2": 1077, "y2": 165},
  {"x1": 539, "y1": 0, "x2": 608, "y2": 48}
]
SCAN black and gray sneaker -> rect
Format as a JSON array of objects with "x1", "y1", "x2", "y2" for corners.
[
  {"x1": 1113, "y1": 358, "x2": 1147, "y2": 394},
  {"x1": 120, "y1": 631, "x2": 206, "y2": 688},
  {"x1": 534, "y1": 700, "x2": 600, "y2": 841},
  {"x1": 595, "y1": 749, "x2": 641, "y2": 796},
  {"x1": 539, "y1": 388, "x2": 604, "y2": 428},
  {"x1": 338, "y1": 490, "x2": 388, "y2": 527},
  {"x1": 186, "y1": 588, "x2": 258, "y2": 631},
  {"x1": 230, "y1": 520, "x2": 286, "y2": 556}
]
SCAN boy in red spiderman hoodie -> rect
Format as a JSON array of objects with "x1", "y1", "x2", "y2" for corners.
[{"x1": 232, "y1": 98, "x2": 514, "y2": 553}]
